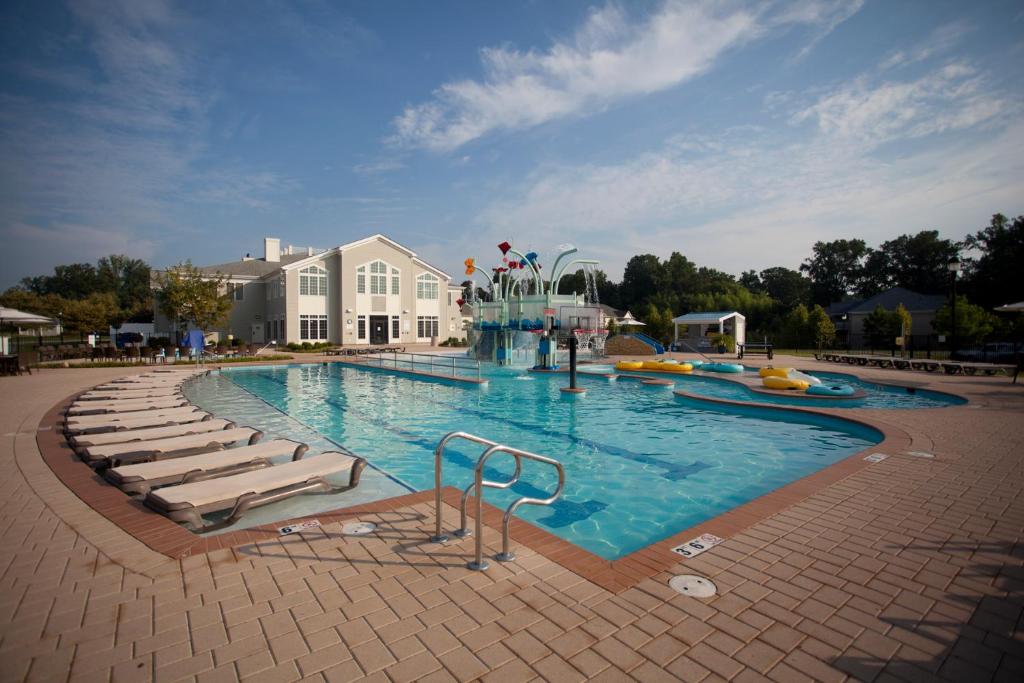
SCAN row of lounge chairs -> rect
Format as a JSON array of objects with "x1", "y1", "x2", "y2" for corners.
[
  {"x1": 814, "y1": 351, "x2": 1016, "y2": 376},
  {"x1": 324, "y1": 346, "x2": 406, "y2": 356},
  {"x1": 62, "y1": 368, "x2": 366, "y2": 532}
]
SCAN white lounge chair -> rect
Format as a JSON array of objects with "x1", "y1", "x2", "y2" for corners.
[
  {"x1": 144, "y1": 451, "x2": 366, "y2": 531},
  {"x1": 66, "y1": 406, "x2": 205, "y2": 427},
  {"x1": 80, "y1": 426, "x2": 262, "y2": 468},
  {"x1": 67, "y1": 396, "x2": 191, "y2": 416},
  {"x1": 70, "y1": 418, "x2": 235, "y2": 449},
  {"x1": 65, "y1": 409, "x2": 211, "y2": 435},
  {"x1": 78, "y1": 387, "x2": 183, "y2": 401},
  {"x1": 105, "y1": 439, "x2": 308, "y2": 495}
]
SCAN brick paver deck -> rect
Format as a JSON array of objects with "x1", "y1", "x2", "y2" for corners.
[{"x1": 1, "y1": 357, "x2": 1022, "y2": 682}]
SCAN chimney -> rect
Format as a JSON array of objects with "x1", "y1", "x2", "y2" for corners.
[
  {"x1": 286, "y1": 244, "x2": 295, "y2": 256},
  {"x1": 264, "y1": 238, "x2": 280, "y2": 263},
  {"x1": 306, "y1": 246, "x2": 314, "y2": 256}
]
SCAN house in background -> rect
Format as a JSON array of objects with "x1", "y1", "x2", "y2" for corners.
[
  {"x1": 825, "y1": 287, "x2": 946, "y2": 348},
  {"x1": 154, "y1": 235, "x2": 455, "y2": 346},
  {"x1": 597, "y1": 304, "x2": 641, "y2": 329}
]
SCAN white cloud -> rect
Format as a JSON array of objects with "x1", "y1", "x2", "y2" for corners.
[
  {"x1": 390, "y1": 0, "x2": 868, "y2": 152},
  {"x1": 471, "y1": 63, "x2": 1023, "y2": 280},
  {"x1": 791, "y1": 63, "x2": 1011, "y2": 144},
  {"x1": 392, "y1": 1, "x2": 760, "y2": 152},
  {"x1": 879, "y1": 21, "x2": 972, "y2": 70}
]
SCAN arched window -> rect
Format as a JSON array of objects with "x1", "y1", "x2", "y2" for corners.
[
  {"x1": 368, "y1": 260, "x2": 388, "y2": 295},
  {"x1": 299, "y1": 265, "x2": 327, "y2": 296},
  {"x1": 416, "y1": 273, "x2": 439, "y2": 300}
]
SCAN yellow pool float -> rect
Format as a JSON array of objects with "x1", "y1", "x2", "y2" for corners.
[
  {"x1": 661, "y1": 362, "x2": 693, "y2": 374},
  {"x1": 615, "y1": 361, "x2": 644, "y2": 371},
  {"x1": 758, "y1": 367, "x2": 792, "y2": 378},
  {"x1": 762, "y1": 376, "x2": 809, "y2": 391}
]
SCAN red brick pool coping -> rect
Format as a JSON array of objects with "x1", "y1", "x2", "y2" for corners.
[{"x1": 38, "y1": 387, "x2": 911, "y2": 594}]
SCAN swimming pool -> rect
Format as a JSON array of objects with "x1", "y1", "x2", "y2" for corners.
[
  {"x1": 587, "y1": 364, "x2": 964, "y2": 409},
  {"x1": 187, "y1": 363, "x2": 882, "y2": 558}
]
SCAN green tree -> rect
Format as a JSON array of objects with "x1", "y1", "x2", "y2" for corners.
[
  {"x1": 782, "y1": 304, "x2": 810, "y2": 347},
  {"x1": 97, "y1": 255, "x2": 152, "y2": 317},
  {"x1": 808, "y1": 305, "x2": 836, "y2": 350},
  {"x1": 800, "y1": 239, "x2": 869, "y2": 306},
  {"x1": 932, "y1": 295, "x2": 996, "y2": 344},
  {"x1": 758, "y1": 267, "x2": 811, "y2": 310},
  {"x1": 858, "y1": 231, "x2": 960, "y2": 297},
  {"x1": 619, "y1": 255, "x2": 665, "y2": 311},
  {"x1": 862, "y1": 305, "x2": 901, "y2": 348},
  {"x1": 962, "y1": 213, "x2": 1024, "y2": 308},
  {"x1": 62, "y1": 293, "x2": 121, "y2": 336},
  {"x1": 156, "y1": 262, "x2": 232, "y2": 335}
]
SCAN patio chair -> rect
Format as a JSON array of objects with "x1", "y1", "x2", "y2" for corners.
[
  {"x1": 143, "y1": 451, "x2": 366, "y2": 531},
  {"x1": 80, "y1": 426, "x2": 263, "y2": 469},
  {"x1": 66, "y1": 396, "x2": 191, "y2": 416},
  {"x1": 70, "y1": 418, "x2": 235, "y2": 450},
  {"x1": 65, "y1": 408, "x2": 211, "y2": 435},
  {"x1": 105, "y1": 439, "x2": 308, "y2": 495}
]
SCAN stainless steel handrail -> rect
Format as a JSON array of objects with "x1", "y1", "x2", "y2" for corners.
[
  {"x1": 373, "y1": 351, "x2": 480, "y2": 380},
  {"x1": 431, "y1": 431, "x2": 500, "y2": 542},
  {"x1": 454, "y1": 456, "x2": 521, "y2": 538},
  {"x1": 468, "y1": 444, "x2": 565, "y2": 570}
]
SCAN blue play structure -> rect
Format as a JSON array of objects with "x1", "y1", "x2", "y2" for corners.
[{"x1": 464, "y1": 244, "x2": 605, "y2": 369}]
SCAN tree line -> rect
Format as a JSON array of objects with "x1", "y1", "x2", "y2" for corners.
[{"x1": 555, "y1": 213, "x2": 1022, "y2": 347}]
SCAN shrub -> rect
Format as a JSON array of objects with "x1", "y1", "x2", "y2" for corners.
[{"x1": 710, "y1": 333, "x2": 735, "y2": 353}]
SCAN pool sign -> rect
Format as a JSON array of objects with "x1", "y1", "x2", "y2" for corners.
[
  {"x1": 278, "y1": 519, "x2": 321, "y2": 536},
  {"x1": 671, "y1": 533, "x2": 724, "y2": 558}
]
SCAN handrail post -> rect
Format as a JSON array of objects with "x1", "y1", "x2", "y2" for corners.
[{"x1": 468, "y1": 455, "x2": 489, "y2": 571}]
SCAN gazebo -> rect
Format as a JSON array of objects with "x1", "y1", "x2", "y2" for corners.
[{"x1": 672, "y1": 311, "x2": 746, "y2": 351}]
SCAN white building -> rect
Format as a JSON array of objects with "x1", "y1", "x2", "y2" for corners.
[{"x1": 154, "y1": 235, "x2": 463, "y2": 346}]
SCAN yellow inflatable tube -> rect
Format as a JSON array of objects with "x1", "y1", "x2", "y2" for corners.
[
  {"x1": 762, "y1": 376, "x2": 809, "y2": 391},
  {"x1": 660, "y1": 362, "x2": 693, "y2": 374},
  {"x1": 617, "y1": 360, "x2": 693, "y2": 373},
  {"x1": 758, "y1": 367, "x2": 793, "y2": 378},
  {"x1": 616, "y1": 361, "x2": 644, "y2": 371}
]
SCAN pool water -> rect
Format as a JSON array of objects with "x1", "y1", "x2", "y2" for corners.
[
  {"x1": 666, "y1": 370, "x2": 965, "y2": 409},
  {"x1": 189, "y1": 364, "x2": 882, "y2": 558}
]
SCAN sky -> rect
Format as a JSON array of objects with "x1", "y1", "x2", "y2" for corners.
[{"x1": 1, "y1": 0, "x2": 1022, "y2": 288}]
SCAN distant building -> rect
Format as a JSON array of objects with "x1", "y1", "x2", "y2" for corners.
[
  {"x1": 154, "y1": 235, "x2": 459, "y2": 346},
  {"x1": 597, "y1": 304, "x2": 641, "y2": 329},
  {"x1": 825, "y1": 287, "x2": 946, "y2": 347}
]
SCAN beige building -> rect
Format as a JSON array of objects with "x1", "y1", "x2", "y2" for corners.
[{"x1": 155, "y1": 235, "x2": 464, "y2": 346}]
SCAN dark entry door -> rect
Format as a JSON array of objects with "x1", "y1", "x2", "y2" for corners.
[{"x1": 369, "y1": 316, "x2": 388, "y2": 345}]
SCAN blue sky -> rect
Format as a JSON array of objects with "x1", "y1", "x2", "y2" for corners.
[{"x1": 1, "y1": 0, "x2": 1022, "y2": 288}]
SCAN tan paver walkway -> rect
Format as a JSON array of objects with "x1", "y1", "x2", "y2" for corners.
[{"x1": 1, "y1": 359, "x2": 1022, "y2": 682}]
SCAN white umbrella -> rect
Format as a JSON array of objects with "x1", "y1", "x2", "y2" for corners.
[
  {"x1": 995, "y1": 301, "x2": 1024, "y2": 312},
  {"x1": 0, "y1": 306, "x2": 56, "y2": 327}
]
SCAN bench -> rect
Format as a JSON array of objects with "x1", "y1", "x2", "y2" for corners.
[{"x1": 737, "y1": 343, "x2": 773, "y2": 360}]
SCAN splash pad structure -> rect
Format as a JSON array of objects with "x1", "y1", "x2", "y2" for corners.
[{"x1": 461, "y1": 243, "x2": 606, "y2": 369}]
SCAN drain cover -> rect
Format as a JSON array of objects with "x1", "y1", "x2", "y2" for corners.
[
  {"x1": 341, "y1": 521, "x2": 376, "y2": 536},
  {"x1": 669, "y1": 574, "x2": 717, "y2": 598}
]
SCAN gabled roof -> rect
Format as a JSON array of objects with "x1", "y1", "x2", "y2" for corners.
[
  {"x1": 195, "y1": 253, "x2": 308, "y2": 278},
  {"x1": 847, "y1": 287, "x2": 945, "y2": 314},
  {"x1": 281, "y1": 233, "x2": 451, "y2": 280},
  {"x1": 672, "y1": 311, "x2": 745, "y2": 324}
]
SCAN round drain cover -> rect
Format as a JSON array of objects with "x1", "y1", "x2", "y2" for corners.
[
  {"x1": 341, "y1": 521, "x2": 376, "y2": 536},
  {"x1": 669, "y1": 574, "x2": 717, "y2": 598}
]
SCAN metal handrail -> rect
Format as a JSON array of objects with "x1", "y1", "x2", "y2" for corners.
[
  {"x1": 468, "y1": 444, "x2": 565, "y2": 570},
  {"x1": 430, "y1": 431, "x2": 566, "y2": 571},
  {"x1": 431, "y1": 432, "x2": 500, "y2": 542},
  {"x1": 373, "y1": 350, "x2": 481, "y2": 381}
]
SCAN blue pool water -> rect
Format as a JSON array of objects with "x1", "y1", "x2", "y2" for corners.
[
  {"x1": 662, "y1": 370, "x2": 965, "y2": 409},
  {"x1": 190, "y1": 363, "x2": 883, "y2": 558}
]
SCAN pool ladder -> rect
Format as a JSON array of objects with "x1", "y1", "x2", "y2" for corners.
[{"x1": 431, "y1": 431, "x2": 565, "y2": 571}]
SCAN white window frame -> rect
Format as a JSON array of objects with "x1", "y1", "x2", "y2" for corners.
[
  {"x1": 299, "y1": 314, "x2": 328, "y2": 341},
  {"x1": 356, "y1": 266, "x2": 366, "y2": 294},
  {"x1": 416, "y1": 273, "x2": 439, "y2": 300},
  {"x1": 299, "y1": 265, "x2": 327, "y2": 297},
  {"x1": 391, "y1": 268, "x2": 400, "y2": 296},
  {"x1": 416, "y1": 315, "x2": 439, "y2": 339}
]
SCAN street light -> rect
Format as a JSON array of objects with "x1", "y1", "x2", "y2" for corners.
[{"x1": 948, "y1": 260, "x2": 961, "y2": 359}]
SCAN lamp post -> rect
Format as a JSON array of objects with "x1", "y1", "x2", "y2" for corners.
[{"x1": 948, "y1": 260, "x2": 961, "y2": 359}]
